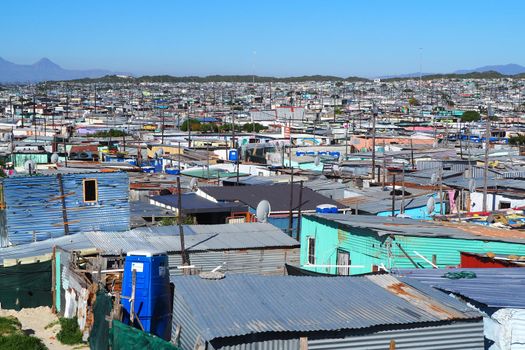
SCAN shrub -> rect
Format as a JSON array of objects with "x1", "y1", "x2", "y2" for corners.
[{"x1": 56, "y1": 317, "x2": 83, "y2": 345}]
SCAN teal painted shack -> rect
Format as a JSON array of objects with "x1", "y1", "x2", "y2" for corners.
[
  {"x1": 0, "y1": 171, "x2": 130, "y2": 247},
  {"x1": 300, "y1": 214, "x2": 525, "y2": 275}
]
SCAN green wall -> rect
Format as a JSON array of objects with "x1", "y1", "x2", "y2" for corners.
[{"x1": 301, "y1": 215, "x2": 525, "y2": 275}]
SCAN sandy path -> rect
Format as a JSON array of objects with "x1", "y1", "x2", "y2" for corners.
[{"x1": 0, "y1": 306, "x2": 89, "y2": 350}]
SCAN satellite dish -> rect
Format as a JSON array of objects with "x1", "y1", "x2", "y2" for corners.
[
  {"x1": 430, "y1": 173, "x2": 438, "y2": 185},
  {"x1": 189, "y1": 177, "x2": 198, "y2": 191},
  {"x1": 51, "y1": 153, "x2": 59, "y2": 164},
  {"x1": 256, "y1": 200, "x2": 271, "y2": 223},
  {"x1": 24, "y1": 159, "x2": 36, "y2": 174},
  {"x1": 426, "y1": 197, "x2": 436, "y2": 215},
  {"x1": 469, "y1": 178, "x2": 477, "y2": 193},
  {"x1": 155, "y1": 148, "x2": 164, "y2": 158},
  {"x1": 314, "y1": 155, "x2": 320, "y2": 167}
]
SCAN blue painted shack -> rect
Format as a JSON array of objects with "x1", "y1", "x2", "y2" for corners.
[{"x1": 0, "y1": 171, "x2": 130, "y2": 246}]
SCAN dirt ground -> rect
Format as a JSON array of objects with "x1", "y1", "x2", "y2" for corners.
[{"x1": 0, "y1": 306, "x2": 89, "y2": 350}]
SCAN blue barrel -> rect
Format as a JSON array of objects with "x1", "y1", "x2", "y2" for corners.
[
  {"x1": 165, "y1": 167, "x2": 180, "y2": 175},
  {"x1": 316, "y1": 204, "x2": 338, "y2": 213},
  {"x1": 121, "y1": 251, "x2": 172, "y2": 340}
]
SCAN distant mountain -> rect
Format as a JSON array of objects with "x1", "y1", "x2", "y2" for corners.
[
  {"x1": 0, "y1": 57, "x2": 119, "y2": 83},
  {"x1": 454, "y1": 63, "x2": 525, "y2": 75},
  {"x1": 378, "y1": 72, "x2": 435, "y2": 79},
  {"x1": 65, "y1": 74, "x2": 369, "y2": 83}
]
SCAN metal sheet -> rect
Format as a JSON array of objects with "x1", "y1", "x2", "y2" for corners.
[{"x1": 308, "y1": 322, "x2": 484, "y2": 350}]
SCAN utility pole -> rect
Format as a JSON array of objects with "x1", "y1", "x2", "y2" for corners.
[
  {"x1": 439, "y1": 166, "x2": 444, "y2": 215},
  {"x1": 391, "y1": 174, "x2": 396, "y2": 217},
  {"x1": 297, "y1": 180, "x2": 304, "y2": 241},
  {"x1": 371, "y1": 103, "x2": 378, "y2": 181},
  {"x1": 178, "y1": 141, "x2": 181, "y2": 171},
  {"x1": 401, "y1": 167, "x2": 405, "y2": 214},
  {"x1": 482, "y1": 106, "x2": 493, "y2": 212},
  {"x1": 288, "y1": 167, "x2": 294, "y2": 236},
  {"x1": 344, "y1": 119, "x2": 348, "y2": 161},
  {"x1": 177, "y1": 176, "x2": 190, "y2": 270}
]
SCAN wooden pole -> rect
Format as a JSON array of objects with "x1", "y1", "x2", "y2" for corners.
[
  {"x1": 391, "y1": 174, "x2": 396, "y2": 217},
  {"x1": 177, "y1": 177, "x2": 191, "y2": 269},
  {"x1": 51, "y1": 246, "x2": 56, "y2": 314},
  {"x1": 297, "y1": 180, "x2": 304, "y2": 241},
  {"x1": 288, "y1": 167, "x2": 294, "y2": 236},
  {"x1": 57, "y1": 174, "x2": 69, "y2": 235}
]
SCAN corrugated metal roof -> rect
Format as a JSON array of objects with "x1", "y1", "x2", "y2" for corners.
[
  {"x1": 0, "y1": 223, "x2": 299, "y2": 262},
  {"x1": 199, "y1": 183, "x2": 346, "y2": 212},
  {"x1": 170, "y1": 274, "x2": 481, "y2": 342},
  {"x1": 309, "y1": 213, "x2": 525, "y2": 244},
  {"x1": 397, "y1": 267, "x2": 525, "y2": 309}
]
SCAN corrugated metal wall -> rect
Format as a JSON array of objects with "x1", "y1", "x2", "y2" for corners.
[
  {"x1": 169, "y1": 248, "x2": 300, "y2": 275},
  {"x1": 2, "y1": 172, "x2": 129, "y2": 246},
  {"x1": 215, "y1": 339, "x2": 300, "y2": 350},
  {"x1": 172, "y1": 292, "x2": 203, "y2": 350},
  {"x1": 308, "y1": 322, "x2": 484, "y2": 350}
]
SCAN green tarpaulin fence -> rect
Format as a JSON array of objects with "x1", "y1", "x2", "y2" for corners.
[
  {"x1": 0, "y1": 261, "x2": 52, "y2": 310},
  {"x1": 110, "y1": 320, "x2": 180, "y2": 350},
  {"x1": 89, "y1": 289, "x2": 113, "y2": 350}
]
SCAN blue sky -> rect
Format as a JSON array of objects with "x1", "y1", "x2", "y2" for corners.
[{"x1": 1, "y1": 0, "x2": 524, "y2": 77}]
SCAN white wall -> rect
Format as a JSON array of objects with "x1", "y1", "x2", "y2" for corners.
[{"x1": 469, "y1": 192, "x2": 525, "y2": 211}]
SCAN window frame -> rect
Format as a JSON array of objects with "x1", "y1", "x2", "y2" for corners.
[
  {"x1": 499, "y1": 201, "x2": 511, "y2": 209},
  {"x1": 307, "y1": 237, "x2": 316, "y2": 265},
  {"x1": 82, "y1": 178, "x2": 98, "y2": 203}
]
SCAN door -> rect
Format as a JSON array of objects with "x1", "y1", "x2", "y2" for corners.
[{"x1": 337, "y1": 249, "x2": 350, "y2": 275}]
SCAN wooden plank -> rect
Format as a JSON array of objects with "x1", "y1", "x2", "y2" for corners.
[
  {"x1": 300, "y1": 337, "x2": 308, "y2": 350},
  {"x1": 51, "y1": 246, "x2": 56, "y2": 314}
]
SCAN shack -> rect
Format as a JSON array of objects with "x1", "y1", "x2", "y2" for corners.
[
  {"x1": 300, "y1": 214, "x2": 525, "y2": 275},
  {"x1": 0, "y1": 171, "x2": 130, "y2": 246},
  {"x1": 170, "y1": 274, "x2": 483, "y2": 350}
]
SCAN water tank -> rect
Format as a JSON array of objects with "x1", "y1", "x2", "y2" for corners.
[
  {"x1": 316, "y1": 204, "x2": 338, "y2": 214},
  {"x1": 121, "y1": 250, "x2": 172, "y2": 340},
  {"x1": 141, "y1": 166, "x2": 155, "y2": 173},
  {"x1": 165, "y1": 167, "x2": 180, "y2": 175}
]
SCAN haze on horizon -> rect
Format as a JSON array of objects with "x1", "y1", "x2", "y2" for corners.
[{"x1": 1, "y1": 0, "x2": 524, "y2": 77}]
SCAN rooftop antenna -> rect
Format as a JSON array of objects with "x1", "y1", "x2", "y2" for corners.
[
  {"x1": 426, "y1": 196, "x2": 435, "y2": 216},
  {"x1": 24, "y1": 159, "x2": 36, "y2": 176},
  {"x1": 51, "y1": 152, "x2": 59, "y2": 165},
  {"x1": 189, "y1": 177, "x2": 198, "y2": 192},
  {"x1": 256, "y1": 200, "x2": 271, "y2": 223}
]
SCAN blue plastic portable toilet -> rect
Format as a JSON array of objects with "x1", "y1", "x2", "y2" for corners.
[
  {"x1": 121, "y1": 250, "x2": 172, "y2": 340},
  {"x1": 228, "y1": 149, "x2": 238, "y2": 162},
  {"x1": 316, "y1": 204, "x2": 338, "y2": 214}
]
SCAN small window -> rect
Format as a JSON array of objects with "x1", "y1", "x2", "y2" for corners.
[
  {"x1": 499, "y1": 202, "x2": 511, "y2": 209},
  {"x1": 83, "y1": 179, "x2": 98, "y2": 202},
  {"x1": 307, "y1": 237, "x2": 316, "y2": 265}
]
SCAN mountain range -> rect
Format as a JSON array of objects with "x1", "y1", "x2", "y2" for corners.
[
  {"x1": 454, "y1": 63, "x2": 525, "y2": 75},
  {"x1": 380, "y1": 64, "x2": 525, "y2": 79},
  {"x1": 0, "y1": 57, "x2": 115, "y2": 83},
  {"x1": 1, "y1": 57, "x2": 525, "y2": 83}
]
